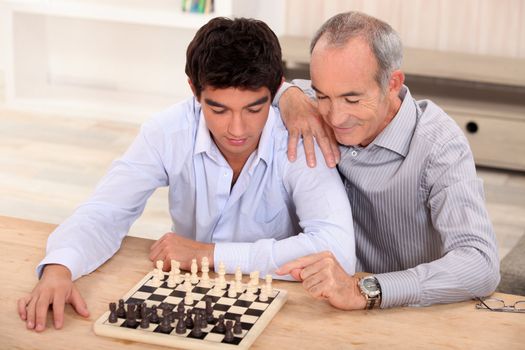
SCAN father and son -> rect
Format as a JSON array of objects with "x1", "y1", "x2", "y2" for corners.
[{"x1": 18, "y1": 11, "x2": 499, "y2": 331}]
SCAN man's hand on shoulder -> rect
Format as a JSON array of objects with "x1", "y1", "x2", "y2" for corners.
[
  {"x1": 17, "y1": 264, "x2": 89, "y2": 332},
  {"x1": 149, "y1": 232, "x2": 215, "y2": 271},
  {"x1": 276, "y1": 251, "x2": 366, "y2": 310},
  {"x1": 279, "y1": 86, "x2": 339, "y2": 168}
]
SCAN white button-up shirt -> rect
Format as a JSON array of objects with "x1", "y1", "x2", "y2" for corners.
[{"x1": 38, "y1": 97, "x2": 356, "y2": 280}]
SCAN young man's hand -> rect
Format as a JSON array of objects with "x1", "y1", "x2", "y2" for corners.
[
  {"x1": 17, "y1": 264, "x2": 89, "y2": 332},
  {"x1": 279, "y1": 87, "x2": 340, "y2": 168},
  {"x1": 149, "y1": 233, "x2": 215, "y2": 271},
  {"x1": 276, "y1": 251, "x2": 366, "y2": 310}
]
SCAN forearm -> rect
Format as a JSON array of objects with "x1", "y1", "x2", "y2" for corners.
[{"x1": 375, "y1": 246, "x2": 500, "y2": 308}]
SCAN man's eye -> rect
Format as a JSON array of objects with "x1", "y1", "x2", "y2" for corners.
[
  {"x1": 345, "y1": 98, "x2": 359, "y2": 104},
  {"x1": 317, "y1": 95, "x2": 328, "y2": 100},
  {"x1": 247, "y1": 108, "x2": 263, "y2": 114},
  {"x1": 211, "y1": 108, "x2": 226, "y2": 114}
]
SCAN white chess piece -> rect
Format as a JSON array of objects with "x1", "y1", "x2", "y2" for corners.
[
  {"x1": 228, "y1": 282, "x2": 237, "y2": 297},
  {"x1": 265, "y1": 274, "x2": 273, "y2": 294},
  {"x1": 213, "y1": 277, "x2": 222, "y2": 295},
  {"x1": 151, "y1": 268, "x2": 162, "y2": 287},
  {"x1": 167, "y1": 268, "x2": 176, "y2": 287},
  {"x1": 172, "y1": 259, "x2": 182, "y2": 284},
  {"x1": 190, "y1": 258, "x2": 199, "y2": 284},
  {"x1": 184, "y1": 273, "x2": 194, "y2": 305},
  {"x1": 218, "y1": 261, "x2": 226, "y2": 289},
  {"x1": 200, "y1": 257, "x2": 210, "y2": 287},
  {"x1": 235, "y1": 266, "x2": 243, "y2": 293},
  {"x1": 259, "y1": 287, "x2": 269, "y2": 302}
]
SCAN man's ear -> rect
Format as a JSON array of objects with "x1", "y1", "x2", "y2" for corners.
[
  {"x1": 389, "y1": 70, "x2": 405, "y2": 96},
  {"x1": 188, "y1": 78, "x2": 197, "y2": 97}
]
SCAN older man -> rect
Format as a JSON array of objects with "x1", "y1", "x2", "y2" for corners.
[{"x1": 275, "y1": 11, "x2": 499, "y2": 310}]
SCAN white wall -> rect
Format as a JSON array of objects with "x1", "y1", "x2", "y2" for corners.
[{"x1": 284, "y1": 0, "x2": 525, "y2": 58}]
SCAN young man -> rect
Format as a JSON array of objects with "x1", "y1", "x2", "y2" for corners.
[
  {"x1": 18, "y1": 18, "x2": 355, "y2": 331},
  {"x1": 275, "y1": 12, "x2": 499, "y2": 310}
]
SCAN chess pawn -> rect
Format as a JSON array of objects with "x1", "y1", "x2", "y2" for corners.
[
  {"x1": 258, "y1": 287, "x2": 269, "y2": 302},
  {"x1": 235, "y1": 266, "x2": 243, "y2": 293},
  {"x1": 167, "y1": 268, "x2": 177, "y2": 288},
  {"x1": 233, "y1": 315, "x2": 242, "y2": 335},
  {"x1": 184, "y1": 273, "x2": 194, "y2": 305},
  {"x1": 213, "y1": 277, "x2": 222, "y2": 295},
  {"x1": 151, "y1": 268, "x2": 162, "y2": 287},
  {"x1": 172, "y1": 260, "x2": 182, "y2": 284},
  {"x1": 218, "y1": 261, "x2": 227, "y2": 289},
  {"x1": 200, "y1": 256, "x2": 210, "y2": 287},
  {"x1": 156, "y1": 260, "x2": 165, "y2": 280},
  {"x1": 228, "y1": 282, "x2": 237, "y2": 297},
  {"x1": 265, "y1": 274, "x2": 273, "y2": 294},
  {"x1": 190, "y1": 258, "x2": 199, "y2": 284}
]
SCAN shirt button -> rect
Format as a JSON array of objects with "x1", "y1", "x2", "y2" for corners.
[{"x1": 351, "y1": 150, "x2": 358, "y2": 157}]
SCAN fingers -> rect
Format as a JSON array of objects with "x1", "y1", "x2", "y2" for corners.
[
  {"x1": 288, "y1": 268, "x2": 303, "y2": 281},
  {"x1": 315, "y1": 132, "x2": 336, "y2": 168},
  {"x1": 287, "y1": 129, "x2": 300, "y2": 162},
  {"x1": 34, "y1": 292, "x2": 52, "y2": 332},
  {"x1": 17, "y1": 295, "x2": 30, "y2": 321},
  {"x1": 52, "y1": 292, "x2": 66, "y2": 329},
  {"x1": 302, "y1": 130, "x2": 317, "y2": 168},
  {"x1": 275, "y1": 251, "x2": 330, "y2": 275},
  {"x1": 69, "y1": 287, "x2": 90, "y2": 318}
]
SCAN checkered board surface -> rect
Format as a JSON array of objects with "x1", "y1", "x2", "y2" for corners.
[{"x1": 93, "y1": 270, "x2": 287, "y2": 350}]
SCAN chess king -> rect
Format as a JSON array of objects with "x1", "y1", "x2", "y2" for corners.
[{"x1": 18, "y1": 17, "x2": 356, "y2": 331}]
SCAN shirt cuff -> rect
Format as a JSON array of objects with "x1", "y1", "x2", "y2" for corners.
[
  {"x1": 213, "y1": 242, "x2": 252, "y2": 274},
  {"x1": 272, "y1": 81, "x2": 294, "y2": 108},
  {"x1": 374, "y1": 270, "x2": 421, "y2": 308},
  {"x1": 36, "y1": 247, "x2": 85, "y2": 281}
]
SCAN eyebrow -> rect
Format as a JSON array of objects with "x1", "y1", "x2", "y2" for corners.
[
  {"x1": 312, "y1": 85, "x2": 363, "y2": 97},
  {"x1": 204, "y1": 96, "x2": 269, "y2": 109}
]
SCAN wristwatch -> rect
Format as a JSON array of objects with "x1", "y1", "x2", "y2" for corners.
[{"x1": 358, "y1": 276, "x2": 382, "y2": 309}]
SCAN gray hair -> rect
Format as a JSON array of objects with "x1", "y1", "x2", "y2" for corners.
[{"x1": 310, "y1": 11, "x2": 403, "y2": 91}]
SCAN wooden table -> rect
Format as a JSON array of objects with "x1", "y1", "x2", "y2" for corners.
[{"x1": 1, "y1": 215, "x2": 523, "y2": 349}]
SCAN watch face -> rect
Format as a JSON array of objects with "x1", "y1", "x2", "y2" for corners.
[{"x1": 361, "y1": 277, "x2": 381, "y2": 297}]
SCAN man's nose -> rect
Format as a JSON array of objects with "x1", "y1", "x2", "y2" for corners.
[{"x1": 228, "y1": 113, "x2": 245, "y2": 137}]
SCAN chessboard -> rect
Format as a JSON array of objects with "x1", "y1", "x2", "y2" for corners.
[{"x1": 93, "y1": 260, "x2": 287, "y2": 350}]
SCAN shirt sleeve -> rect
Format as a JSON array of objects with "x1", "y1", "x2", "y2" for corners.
[
  {"x1": 214, "y1": 142, "x2": 356, "y2": 279},
  {"x1": 37, "y1": 119, "x2": 170, "y2": 280},
  {"x1": 375, "y1": 135, "x2": 500, "y2": 308},
  {"x1": 271, "y1": 79, "x2": 316, "y2": 108}
]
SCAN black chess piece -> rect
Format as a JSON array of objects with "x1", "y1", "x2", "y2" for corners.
[
  {"x1": 140, "y1": 314, "x2": 150, "y2": 328},
  {"x1": 185, "y1": 309, "x2": 194, "y2": 329},
  {"x1": 134, "y1": 302, "x2": 142, "y2": 319},
  {"x1": 159, "y1": 314, "x2": 171, "y2": 333},
  {"x1": 190, "y1": 315, "x2": 203, "y2": 337},
  {"x1": 177, "y1": 301, "x2": 185, "y2": 315},
  {"x1": 116, "y1": 299, "x2": 126, "y2": 318},
  {"x1": 233, "y1": 315, "x2": 242, "y2": 334},
  {"x1": 176, "y1": 314, "x2": 186, "y2": 334},
  {"x1": 126, "y1": 303, "x2": 137, "y2": 327},
  {"x1": 215, "y1": 314, "x2": 226, "y2": 333},
  {"x1": 224, "y1": 320, "x2": 234, "y2": 343},
  {"x1": 199, "y1": 310, "x2": 208, "y2": 329},
  {"x1": 108, "y1": 302, "x2": 118, "y2": 323},
  {"x1": 205, "y1": 297, "x2": 215, "y2": 324},
  {"x1": 150, "y1": 305, "x2": 160, "y2": 323}
]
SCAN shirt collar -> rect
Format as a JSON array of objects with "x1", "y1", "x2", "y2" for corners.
[
  {"x1": 193, "y1": 97, "x2": 276, "y2": 169},
  {"x1": 372, "y1": 85, "x2": 418, "y2": 157}
]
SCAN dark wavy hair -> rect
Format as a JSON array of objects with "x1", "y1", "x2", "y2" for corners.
[{"x1": 185, "y1": 17, "x2": 283, "y2": 99}]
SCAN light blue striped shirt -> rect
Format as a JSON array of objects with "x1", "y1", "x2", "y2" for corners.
[
  {"x1": 38, "y1": 97, "x2": 356, "y2": 280},
  {"x1": 281, "y1": 81, "x2": 500, "y2": 307}
]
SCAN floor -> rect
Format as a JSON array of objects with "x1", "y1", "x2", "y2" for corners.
[{"x1": 1, "y1": 107, "x2": 524, "y2": 260}]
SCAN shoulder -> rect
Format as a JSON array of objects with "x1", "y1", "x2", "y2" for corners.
[
  {"x1": 145, "y1": 97, "x2": 199, "y2": 136},
  {"x1": 414, "y1": 99, "x2": 469, "y2": 152}
]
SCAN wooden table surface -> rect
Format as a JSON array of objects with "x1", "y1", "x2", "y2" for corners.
[{"x1": 1, "y1": 215, "x2": 524, "y2": 349}]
